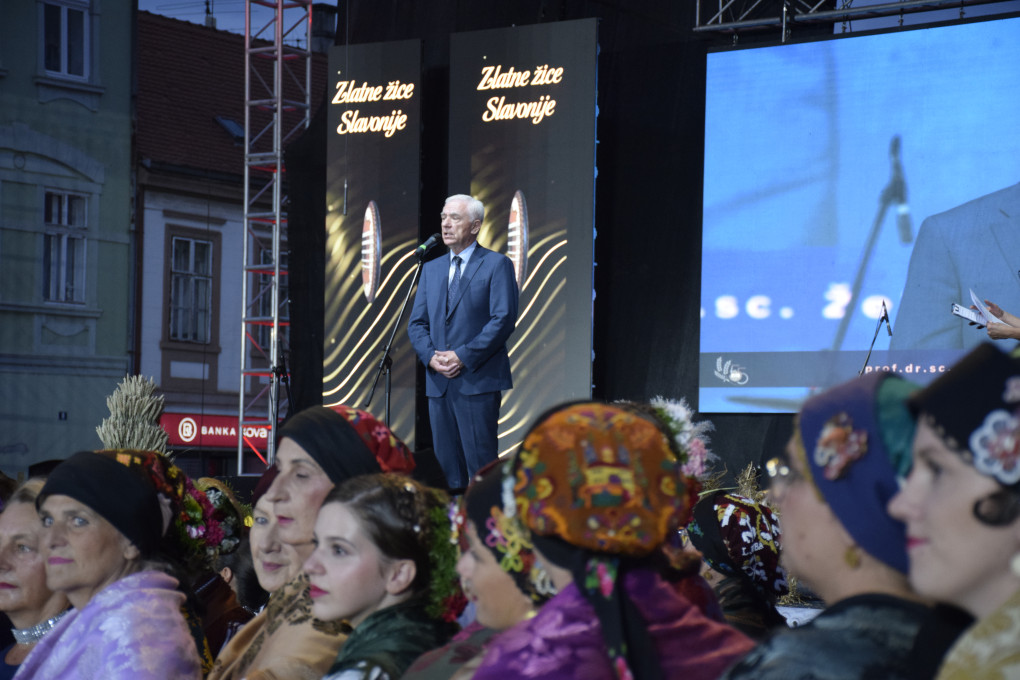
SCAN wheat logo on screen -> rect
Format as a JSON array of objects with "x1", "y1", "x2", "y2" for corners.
[
  {"x1": 507, "y1": 190, "x2": 529, "y2": 289},
  {"x1": 362, "y1": 201, "x2": 382, "y2": 303},
  {"x1": 714, "y1": 357, "x2": 749, "y2": 385}
]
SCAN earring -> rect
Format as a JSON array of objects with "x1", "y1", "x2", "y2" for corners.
[
  {"x1": 1010, "y1": 552, "x2": 1020, "y2": 578},
  {"x1": 531, "y1": 559, "x2": 558, "y2": 597},
  {"x1": 843, "y1": 545, "x2": 862, "y2": 570}
]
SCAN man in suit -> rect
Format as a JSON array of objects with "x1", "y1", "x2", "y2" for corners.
[
  {"x1": 891, "y1": 182, "x2": 1020, "y2": 351},
  {"x1": 407, "y1": 194, "x2": 519, "y2": 490}
]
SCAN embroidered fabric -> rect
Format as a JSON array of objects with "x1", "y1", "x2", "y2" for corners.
[
  {"x1": 935, "y1": 587, "x2": 1020, "y2": 680},
  {"x1": 472, "y1": 568, "x2": 753, "y2": 680},
  {"x1": 13, "y1": 570, "x2": 202, "y2": 680},
  {"x1": 206, "y1": 572, "x2": 346, "y2": 680}
]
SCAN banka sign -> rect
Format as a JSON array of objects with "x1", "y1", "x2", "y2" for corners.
[{"x1": 160, "y1": 413, "x2": 270, "y2": 449}]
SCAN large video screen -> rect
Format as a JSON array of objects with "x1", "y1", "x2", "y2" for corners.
[{"x1": 699, "y1": 15, "x2": 1020, "y2": 413}]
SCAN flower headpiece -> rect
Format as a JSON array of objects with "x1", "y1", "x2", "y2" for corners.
[
  {"x1": 425, "y1": 494, "x2": 468, "y2": 622},
  {"x1": 120, "y1": 451, "x2": 226, "y2": 572},
  {"x1": 393, "y1": 481, "x2": 463, "y2": 622},
  {"x1": 196, "y1": 477, "x2": 249, "y2": 559},
  {"x1": 456, "y1": 462, "x2": 556, "y2": 604},
  {"x1": 648, "y1": 396, "x2": 715, "y2": 480},
  {"x1": 909, "y1": 344, "x2": 1020, "y2": 490}
]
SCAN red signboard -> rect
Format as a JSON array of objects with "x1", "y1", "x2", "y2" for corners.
[{"x1": 161, "y1": 413, "x2": 270, "y2": 449}]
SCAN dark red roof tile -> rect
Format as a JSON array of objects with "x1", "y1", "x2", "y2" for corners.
[{"x1": 136, "y1": 10, "x2": 327, "y2": 178}]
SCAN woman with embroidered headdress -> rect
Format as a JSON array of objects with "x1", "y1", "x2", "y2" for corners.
[
  {"x1": 403, "y1": 461, "x2": 556, "y2": 680},
  {"x1": 720, "y1": 371, "x2": 972, "y2": 680},
  {"x1": 887, "y1": 344, "x2": 1020, "y2": 679},
  {"x1": 208, "y1": 404, "x2": 416, "y2": 680},
  {"x1": 686, "y1": 491, "x2": 789, "y2": 639},
  {"x1": 14, "y1": 450, "x2": 202, "y2": 679},
  {"x1": 471, "y1": 401, "x2": 754, "y2": 680},
  {"x1": 0, "y1": 480, "x2": 69, "y2": 679},
  {"x1": 303, "y1": 474, "x2": 461, "y2": 679},
  {"x1": 636, "y1": 397, "x2": 727, "y2": 624},
  {"x1": 207, "y1": 469, "x2": 346, "y2": 680}
]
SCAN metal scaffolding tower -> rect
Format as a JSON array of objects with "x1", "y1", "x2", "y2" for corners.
[
  {"x1": 238, "y1": 0, "x2": 313, "y2": 472},
  {"x1": 695, "y1": 0, "x2": 1018, "y2": 36}
]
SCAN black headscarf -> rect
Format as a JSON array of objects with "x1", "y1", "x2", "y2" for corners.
[
  {"x1": 276, "y1": 405, "x2": 407, "y2": 484},
  {"x1": 38, "y1": 450, "x2": 164, "y2": 556}
]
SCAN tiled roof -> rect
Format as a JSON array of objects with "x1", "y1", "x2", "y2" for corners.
[{"x1": 136, "y1": 11, "x2": 328, "y2": 179}]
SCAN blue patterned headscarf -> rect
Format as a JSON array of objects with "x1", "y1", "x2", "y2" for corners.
[{"x1": 796, "y1": 372, "x2": 919, "y2": 574}]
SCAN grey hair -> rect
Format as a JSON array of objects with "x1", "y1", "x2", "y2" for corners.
[{"x1": 445, "y1": 194, "x2": 484, "y2": 224}]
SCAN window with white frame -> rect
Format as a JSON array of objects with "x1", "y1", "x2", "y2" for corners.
[
  {"x1": 42, "y1": 1, "x2": 89, "y2": 80},
  {"x1": 170, "y1": 236, "x2": 213, "y2": 343},
  {"x1": 42, "y1": 190, "x2": 87, "y2": 303}
]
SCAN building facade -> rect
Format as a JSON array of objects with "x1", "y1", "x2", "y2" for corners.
[
  {"x1": 135, "y1": 11, "x2": 326, "y2": 476},
  {"x1": 0, "y1": 1, "x2": 134, "y2": 475}
]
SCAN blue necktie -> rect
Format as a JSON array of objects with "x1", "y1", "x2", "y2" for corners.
[{"x1": 447, "y1": 255, "x2": 462, "y2": 310}]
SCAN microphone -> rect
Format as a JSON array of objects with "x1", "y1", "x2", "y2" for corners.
[
  {"x1": 882, "y1": 301, "x2": 892, "y2": 337},
  {"x1": 415, "y1": 233, "x2": 441, "y2": 259},
  {"x1": 886, "y1": 135, "x2": 912, "y2": 243}
]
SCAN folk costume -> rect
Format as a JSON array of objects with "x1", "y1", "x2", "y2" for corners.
[
  {"x1": 473, "y1": 402, "x2": 754, "y2": 680},
  {"x1": 206, "y1": 573, "x2": 347, "y2": 680},
  {"x1": 404, "y1": 462, "x2": 555, "y2": 680},
  {"x1": 322, "y1": 598, "x2": 457, "y2": 680},
  {"x1": 13, "y1": 571, "x2": 200, "y2": 680},
  {"x1": 904, "y1": 345, "x2": 1020, "y2": 680},
  {"x1": 209, "y1": 405, "x2": 415, "y2": 679},
  {"x1": 687, "y1": 491, "x2": 789, "y2": 639},
  {"x1": 722, "y1": 373, "x2": 970, "y2": 680},
  {"x1": 935, "y1": 586, "x2": 1020, "y2": 680},
  {"x1": 15, "y1": 451, "x2": 203, "y2": 680}
]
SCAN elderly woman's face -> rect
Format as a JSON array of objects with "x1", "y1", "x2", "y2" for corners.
[
  {"x1": 769, "y1": 436, "x2": 850, "y2": 599},
  {"x1": 0, "y1": 501, "x2": 66, "y2": 626},
  {"x1": 39, "y1": 494, "x2": 138, "y2": 609},
  {"x1": 455, "y1": 520, "x2": 534, "y2": 631},
  {"x1": 264, "y1": 438, "x2": 334, "y2": 545},
  {"x1": 250, "y1": 496, "x2": 311, "y2": 593},
  {"x1": 888, "y1": 419, "x2": 1020, "y2": 617}
]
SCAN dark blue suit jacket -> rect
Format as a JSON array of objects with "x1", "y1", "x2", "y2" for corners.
[{"x1": 407, "y1": 244, "x2": 519, "y2": 397}]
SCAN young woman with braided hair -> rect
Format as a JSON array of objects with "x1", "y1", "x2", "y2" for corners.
[{"x1": 304, "y1": 474, "x2": 462, "y2": 680}]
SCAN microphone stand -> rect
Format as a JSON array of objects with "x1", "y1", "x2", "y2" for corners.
[
  {"x1": 833, "y1": 135, "x2": 907, "y2": 353},
  {"x1": 831, "y1": 190, "x2": 893, "y2": 353},
  {"x1": 365, "y1": 253, "x2": 426, "y2": 426}
]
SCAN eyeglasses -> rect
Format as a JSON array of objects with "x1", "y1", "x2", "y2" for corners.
[{"x1": 764, "y1": 456, "x2": 802, "y2": 494}]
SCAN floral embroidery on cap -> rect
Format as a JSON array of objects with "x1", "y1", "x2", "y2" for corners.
[
  {"x1": 969, "y1": 408, "x2": 1020, "y2": 486},
  {"x1": 1003, "y1": 376, "x2": 1020, "y2": 405},
  {"x1": 813, "y1": 412, "x2": 868, "y2": 480}
]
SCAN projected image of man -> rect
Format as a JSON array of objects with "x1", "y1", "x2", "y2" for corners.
[{"x1": 890, "y1": 182, "x2": 1020, "y2": 351}]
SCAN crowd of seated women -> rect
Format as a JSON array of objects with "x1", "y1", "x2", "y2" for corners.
[{"x1": 0, "y1": 342, "x2": 1018, "y2": 679}]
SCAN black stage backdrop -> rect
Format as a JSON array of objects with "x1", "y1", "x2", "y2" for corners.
[
  {"x1": 321, "y1": 40, "x2": 422, "y2": 444},
  {"x1": 285, "y1": 2, "x2": 836, "y2": 481},
  {"x1": 448, "y1": 20, "x2": 597, "y2": 456}
]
